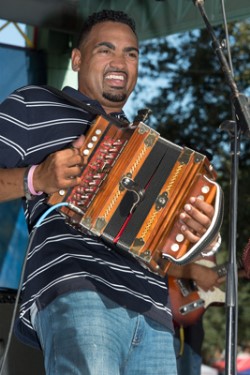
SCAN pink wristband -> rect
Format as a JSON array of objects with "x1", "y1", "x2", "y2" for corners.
[{"x1": 27, "y1": 165, "x2": 43, "y2": 196}]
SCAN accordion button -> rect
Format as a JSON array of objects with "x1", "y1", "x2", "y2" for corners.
[
  {"x1": 176, "y1": 234, "x2": 184, "y2": 243},
  {"x1": 59, "y1": 189, "x2": 65, "y2": 196},
  {"x1": 95, "y1": 129, "x2": 102, "y2": 135},
  {"x1": 201, "y1": 185, "x2": 210, "y2": 194},
  {"x1": 171, "y1": 243, "x2": 180, "y2": 252},
  {"x1": 83, "y1": 149, "x2": 90, "y2": 155},
  {"x1": 92, "y1": 136, "x2": 98, "y2": 142}
]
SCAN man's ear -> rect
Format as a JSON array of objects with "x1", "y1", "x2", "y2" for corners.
[{"x1": 71, "y1": 48, "x2": 81, "y2": 71}]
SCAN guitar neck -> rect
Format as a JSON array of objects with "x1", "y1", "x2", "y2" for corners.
[
  {"x1": 213, "y1": 258, "x2": 243, "y2": 278},
  {"x1": 214, "y1": 263, "x2": 228, "y2": 278}
]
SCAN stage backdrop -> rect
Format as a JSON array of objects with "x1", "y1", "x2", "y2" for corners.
[{"x1": 0, "y1": 43, "x2": 46, "y2": 289}]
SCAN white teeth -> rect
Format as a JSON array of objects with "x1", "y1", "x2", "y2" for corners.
[{"x1": 106, "y1": 74, "x2": 124, "y2": 80}]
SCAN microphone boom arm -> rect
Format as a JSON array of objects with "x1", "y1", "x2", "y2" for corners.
[{"x1": 193, "y1": 0, "x2": 250, "y2": 138}]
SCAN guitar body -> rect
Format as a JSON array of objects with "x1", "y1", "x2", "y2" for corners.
[
  {"x1": 169, "y1": 276, "x2": 206, "y2": 327},
  {"x1": 169, "y1": 259, "x2": 226, "y2": 327}
]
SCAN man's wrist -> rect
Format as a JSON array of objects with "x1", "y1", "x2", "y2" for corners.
[
  {"x1": 201, "y1": 233, "x2": 222, "y2": 257},
  {"x1": 23, "y1": 165, "x2": 43, "y2": 200}
]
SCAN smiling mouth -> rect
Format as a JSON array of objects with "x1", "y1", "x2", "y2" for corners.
[
  {"x1": 104, "y1": 72, "x2": 127, "y2": 87},
  {"x1": 105, "y1": 74, "x2": 125, "y2": 81}
]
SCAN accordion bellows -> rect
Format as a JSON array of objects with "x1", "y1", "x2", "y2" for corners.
[{"x1": 48, "y1": 114, "x2": 224, "y2": 277}]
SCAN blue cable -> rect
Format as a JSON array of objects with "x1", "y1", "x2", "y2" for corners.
[{"x1": 34, "y1": 202, "x2": 70, "y2": 227}]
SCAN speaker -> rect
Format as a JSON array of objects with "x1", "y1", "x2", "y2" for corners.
[{"x1": 0, "y1": 290, "x2": 45, "y2": 375}]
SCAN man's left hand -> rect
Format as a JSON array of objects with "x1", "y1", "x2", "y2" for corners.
[{"x1": 179, "y1": 197, "x2": 214, "y2": 244}]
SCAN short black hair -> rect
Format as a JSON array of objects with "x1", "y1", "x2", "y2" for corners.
[{"x1": 77, "y1": 9, "x2": 137, "y2": 48}]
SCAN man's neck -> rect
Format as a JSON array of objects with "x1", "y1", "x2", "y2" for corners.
[{"x1": 103, "y1": 105, "x2": 123, "y2": 114}]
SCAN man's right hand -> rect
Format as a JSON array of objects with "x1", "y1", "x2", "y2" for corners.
[
  {"x1": 33, "y1": 135, "x2": 85, "y2": 194},
  {"x1": 0, "y1": 135, "x2": 85, "y2": 202}
]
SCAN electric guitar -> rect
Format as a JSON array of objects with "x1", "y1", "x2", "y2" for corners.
[{"x1": 169, "y1": 259, "x2": 227, "y2": 327}]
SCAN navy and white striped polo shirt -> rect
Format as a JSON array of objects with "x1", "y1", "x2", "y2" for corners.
[{"x1": 0, "y1": 85, "x2": 173, "y2": 348}]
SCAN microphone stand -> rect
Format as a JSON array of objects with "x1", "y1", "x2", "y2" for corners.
[{"x1": 192, "y1": 1, "x2": 250, "y2": 375}]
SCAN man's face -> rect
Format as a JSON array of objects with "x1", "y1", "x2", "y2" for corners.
[{"x1": 71, "y1": 21, "x2": 139, "y2": 113}]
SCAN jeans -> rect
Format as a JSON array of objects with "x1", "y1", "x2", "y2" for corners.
[
  {"x1": 34, "y1": 290, "x2": 177, "y2": 375},
  {"x1": 174, "y1": 337, "x2": 202, "y2": 375}
]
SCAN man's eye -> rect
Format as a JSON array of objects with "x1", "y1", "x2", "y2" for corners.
[
  {"x1": 128, "y1": 52, "x2": 138, "y2": 60},
  {"x1": 99, "y1": 49, "x2": 110, "y2": 54}
]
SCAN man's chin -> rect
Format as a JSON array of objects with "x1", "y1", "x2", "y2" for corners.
[{"x1": 103, "y1": 91, "x2": 127, "y2": 103}]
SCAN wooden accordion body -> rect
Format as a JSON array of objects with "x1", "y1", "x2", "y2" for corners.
[{"x1": 48, "y1": 114, "x2": 223, "y2": 277}]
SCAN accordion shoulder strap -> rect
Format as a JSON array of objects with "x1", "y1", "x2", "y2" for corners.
[{"x1": 43, "y1": 85, "x2": 126, "y2": 126}]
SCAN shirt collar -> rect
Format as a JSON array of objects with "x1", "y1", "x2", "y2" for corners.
[{"x1": 62, "y1": 86, "x2": 128, "y2": 122}]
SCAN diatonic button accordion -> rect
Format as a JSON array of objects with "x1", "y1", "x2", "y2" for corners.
[{"x1": 48, "y1": 113, "x2": 223, "y2": 277}]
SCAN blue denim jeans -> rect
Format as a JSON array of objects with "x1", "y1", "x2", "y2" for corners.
[
  {"x1": 174, "y1": 337, "x2": 202, "y2": 375},
  {"x1": 33, "y1": 290, "x2": 177, "y2": 375}
]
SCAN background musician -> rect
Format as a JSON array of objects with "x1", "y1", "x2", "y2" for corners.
[{"x1": 168, "y1": 259, "x2": 225, "y2": 375}]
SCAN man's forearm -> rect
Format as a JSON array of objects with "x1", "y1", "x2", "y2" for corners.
[
  {"x1": 168, "y1": 262, "x2": 198, "y2": 279},
  {"x1": 0, "y1": 168, "x2": 26, "y2": 202}
]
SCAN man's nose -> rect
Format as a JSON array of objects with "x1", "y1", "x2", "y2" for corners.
[{"x1": 109, "y1": 54, "x2": 126, "y2": 68}]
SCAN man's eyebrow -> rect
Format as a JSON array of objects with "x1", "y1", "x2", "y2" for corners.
[
  {"x1": 124, "y1": 46, "x2": 139, "y2": 54},
  {"x1": 95, "y1": 42, "x2": 139, "y2": 54},
  {"x1": 95, "y1": 42, "x2": 115, "y2": 50}
]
